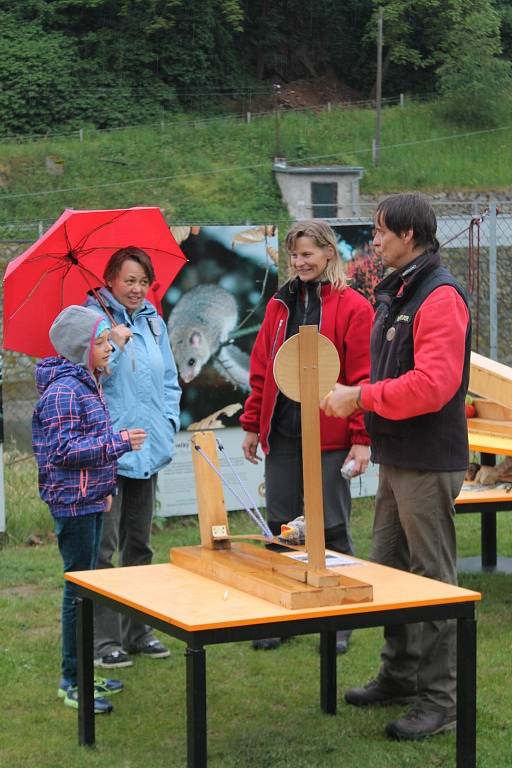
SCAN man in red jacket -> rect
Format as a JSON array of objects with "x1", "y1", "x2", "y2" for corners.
[{"x1": 321, "y1": 193, "x2": 471, "y2": 741}]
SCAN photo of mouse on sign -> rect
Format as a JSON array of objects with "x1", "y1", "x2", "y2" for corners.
[{"x1": 163, "y1": 225, "x2": 278, "y2": 430}]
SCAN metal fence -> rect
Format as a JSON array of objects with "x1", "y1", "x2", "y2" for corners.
[{"x1": 1, "y1": 200, "x2": 511, "y2": 466}]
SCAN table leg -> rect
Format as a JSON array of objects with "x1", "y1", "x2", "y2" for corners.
[
  {"x1": 76, "y1": 596, "x2": 95, "y2": 746},
  {"x1": 319, "y1": 631, "x2": 337, "y2": 714},
  {"x1": 481, "y1": 512, "x2": 497, "y2": 569},
  {"x1": 456, "y1": 614, "x2": 477, "y2": 768},
  {"x1": 186, "y1": 646, "x2": 207, "y2": 768},
  {"x1": 480, "y1": 452, "x2": 497, "y2": 569}
]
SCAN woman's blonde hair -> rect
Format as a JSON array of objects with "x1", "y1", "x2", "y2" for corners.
[{"x1": 284, "y1": 220, "x2": 346, "y2": 290}]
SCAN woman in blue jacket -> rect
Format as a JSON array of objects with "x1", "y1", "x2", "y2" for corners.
[{"x1": 86, "y1": 246, "x2": 181, "y2": 669}]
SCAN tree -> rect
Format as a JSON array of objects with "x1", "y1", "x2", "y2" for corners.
[
  {"x1": 437, "y1": 2, "x2": 512, "y2": 126},
  {"x1": 0, "y1": 12, "x2": 80, "y2": 134}
]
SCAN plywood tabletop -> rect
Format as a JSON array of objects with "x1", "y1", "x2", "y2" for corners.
[
  {"x1": 456, "y1": 483, "x2": 512, "y2": 504},
  {"x1": 66, "y1": 558, "x2": 480, "y2": 633}
]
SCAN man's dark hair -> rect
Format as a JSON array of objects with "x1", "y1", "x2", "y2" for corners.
[
  {"x1": 376, "y1": 193, "x2": 439, "y2": 251},
  {"x1": 103, "y1": 246, "x2": 155, "y2": 284}
]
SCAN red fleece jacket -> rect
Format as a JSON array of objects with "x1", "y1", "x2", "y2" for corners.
[
  {"x1": 241, "y1": 284, "x2": 373, "y2": 453},
  {"x1": 360, "y1": 285, "x2": 470, "y2": 418}
]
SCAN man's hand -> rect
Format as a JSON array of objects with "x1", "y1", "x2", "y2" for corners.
[
  {"x1": 242, "y1": 432, "x2": 262, "y2": 464},
  {"x1": 320, "y1": 384, "x2": 360, "y2": 419}
]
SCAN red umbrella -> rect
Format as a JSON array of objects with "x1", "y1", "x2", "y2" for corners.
[{"x1": 3, "y1": 206, "x2": 187, "y2": 358}]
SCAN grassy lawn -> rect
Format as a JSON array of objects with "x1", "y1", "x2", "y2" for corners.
[
  {"x1": 1, "y1": 99, "x2": 512, "y2": 235},
  {"x1": 1, "y1": 498, "x2": 511, "y2": 767}
]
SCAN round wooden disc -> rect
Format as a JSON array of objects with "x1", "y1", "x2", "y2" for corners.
[{"x1": 273, "y1": 332, "x2": 340, "y2": 403}]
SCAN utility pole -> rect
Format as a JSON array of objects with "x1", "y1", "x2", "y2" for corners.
[
  {"x1": 273, "y1": 83, "x2": 282, "y2": 160},
  {"x1": 373, "y1": 7, "x2": 384, "y2": 167}
]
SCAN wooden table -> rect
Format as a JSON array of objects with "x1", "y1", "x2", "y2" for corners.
[
  {"x1": 67, "y1": 559, "x2": 480, "y2": 768},
  {"x1": 460, "y1": 430, "x2": 512, "y2": 572}
]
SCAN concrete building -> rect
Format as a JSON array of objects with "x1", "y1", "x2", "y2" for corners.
[{"x1": 273, "y1": 161, "x2": 364, "y2": 219}]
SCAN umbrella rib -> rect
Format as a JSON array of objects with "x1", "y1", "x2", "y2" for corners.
[
  {"x1": 73, "y1": 210, "x2": 131, "y2": 252},
  {"x1": 5, "y1": 261, "x2": 68, "y2": 323}
]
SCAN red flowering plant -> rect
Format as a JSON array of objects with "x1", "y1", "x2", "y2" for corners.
[{"x1": 346, "y1": 244, "x2": 385, "y2": 304}]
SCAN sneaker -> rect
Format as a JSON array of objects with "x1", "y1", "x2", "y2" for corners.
[
  {"x1": 94, "y1": 650, "x2": 133, "y2": 669},
  {"x1": 92, "y1": 676, "x2": 124, "y2": 695},
  {"x1": 344, "y1": 677, "x2": 417, "y2": 707},
  {"x1": 58, "y1": 676, "x2": 123, "y2": 698},
  {"x1": 63, "y1": 686, "x2": 113, "y2": 714},
  {"x1": 385, "y1": 706, "x2": 456, "y2": 741},
  {"x1": 131, "y1": 639, "x2": 170, "y2": 659}
]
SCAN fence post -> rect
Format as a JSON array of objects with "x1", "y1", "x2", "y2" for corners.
[
  {"x1": 38, "y1": 221, "x2": 44, "y2": 237},
  {"x1": 489, "y1": 202, "x2": 498, "y2": 360},
  {"x1": 399, "y1": 93, "x2": 404, "y2": 108},
  {"x1": 246, "y1": 112, "x2": 251, "y2": 124},
  {"x1": 79, "y1": 128, "x2": 84, "y2": 143}
]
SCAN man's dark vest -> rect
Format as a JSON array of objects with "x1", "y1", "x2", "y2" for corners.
[{"x1": 365, "y1": 250, "x2": 471, "y2": 471}]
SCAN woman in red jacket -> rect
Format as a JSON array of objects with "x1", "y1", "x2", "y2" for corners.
[{"x1": 241, "y1": 220, "x2": 373, "y2": 652}]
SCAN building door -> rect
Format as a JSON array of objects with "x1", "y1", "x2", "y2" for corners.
[{"x1": 311, "y1": 182, "x2": 338, "y2": 218}]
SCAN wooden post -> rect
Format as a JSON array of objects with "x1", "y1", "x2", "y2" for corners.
[
  {"x1": 298, "y1": 326, "x2": 326, "y2": 576},
  {"x1": 191, "y1": 432, "x2": 230, "y2": 550}
]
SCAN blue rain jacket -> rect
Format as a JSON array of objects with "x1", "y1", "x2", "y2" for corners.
[{"x1": 86, "y1": 288, "x2": 181, "y2": 479}]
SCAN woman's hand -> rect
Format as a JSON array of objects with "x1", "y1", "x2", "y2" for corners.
[
  {"x1": 343, "y1": 444, "x2": 371, "y2": 478},
  {"x1": 104, "y1": 494, "x2": 113, "y2": 512},
  {"x1": 110, "y1": 323, "x2": 133, "y2": 350},
  {"x1": 242, "y1": 432, "x2": 262, "y2": 464}
]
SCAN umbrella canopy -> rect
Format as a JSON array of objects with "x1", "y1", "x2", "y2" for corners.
[{"x1": 3, "y1": 206, "x2": 187, "y2": 358}]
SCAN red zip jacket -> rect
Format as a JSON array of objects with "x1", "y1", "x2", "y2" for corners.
[
  {"x1": 360, "y1": 285, "x2": 470, "y2": 419},
  {"x1": 240, "y1": 282, "x2": 373, "y2": 453}
]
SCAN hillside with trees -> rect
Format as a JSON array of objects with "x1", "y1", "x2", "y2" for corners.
[{"x1": 1, "y1": 0, "x2": 511, "y2": 135}]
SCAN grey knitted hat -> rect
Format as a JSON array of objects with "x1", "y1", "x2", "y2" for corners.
[{"x1": 49, "y1": 305, "x2": 110, "y2": 368}]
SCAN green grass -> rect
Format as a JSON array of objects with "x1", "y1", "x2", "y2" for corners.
[
  {"x1": 1, "y1": 99, "x2": 512, "y2": 236},
  {"x1": 1, "y1": 498, "x2": 511, "y2": 767}
]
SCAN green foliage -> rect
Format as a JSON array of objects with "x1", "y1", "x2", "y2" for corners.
[
  {"x1": 437, "y1": 3, "x2": 512, "y2": 127},
  {"x1": 0, "y1": 12, "x2": 81, "y2": 134},
  {"x1": 2, "y1": 0, "x2": 512, "y2": 134}
]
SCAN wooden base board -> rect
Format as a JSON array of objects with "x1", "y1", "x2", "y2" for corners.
[{"x1": 170, "y1": 543, "x2": 373, "y2": 610}]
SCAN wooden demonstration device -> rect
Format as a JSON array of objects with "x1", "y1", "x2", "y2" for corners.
[
  {"x1": 171, "y1": 325, "x2": 372, "y2": 609},
  {"x1": 467, "y1": 351, "x2": 512, "y2": 437}
]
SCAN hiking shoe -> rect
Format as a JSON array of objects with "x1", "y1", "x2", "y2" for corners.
[
  {"x1": 316, "y1": 632, "x2": 350, "y2": 655},
  {"x1": 58, "y1": 676, "x2": 123, "y2": 698},
  {"x1": 385, "y1": 706, "x2": 456, "y2": 741},
  {"x1": 336, "y1": 632, "x2": 350, "y2": 655},
  {"x1": 94, "y1": 650, "x2": 133, "y2": 669},
  {"x1": 252, "y1": 637, "x2": 290, "y2": 650},
  {"x1": 131, "y1": 639, "x2": 170, "y2": 659},
  {"x1": 345, "y1": 678, "x2": 417, "y2": 707},
  {"x1": 63, "y1": 686, "x2": 113, "y2": 714}
]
